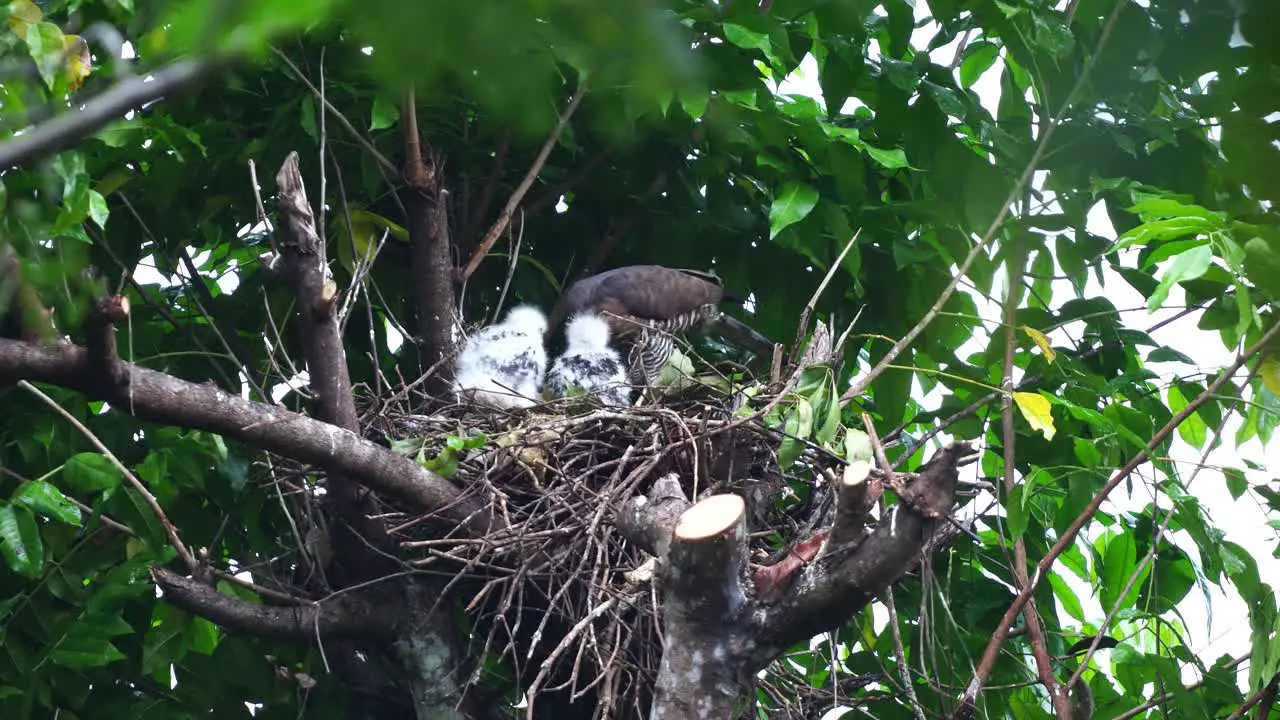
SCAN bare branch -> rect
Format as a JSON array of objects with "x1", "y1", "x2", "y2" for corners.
[
  {"x1": 999, "y1": 251, "x2": 1069, "y2": 719},
  {"x1": 401, "y1": 95, "x2": 458, "y2": 389},
  {"x1": 152, "y1": 567, "x2": 398, "y2": 640},
  {"x1": 0, "y1": 338, "x2": 493, "y2": 534},
  {"x1": 459, "y1": 85, "x2": 587, "y2": 283}
]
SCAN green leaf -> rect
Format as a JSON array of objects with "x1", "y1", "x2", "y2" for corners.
[
  {"x1": 0, "y1": 504, "x2": 44, "y2": 578},
  {"x1": 86, "y1": 189, "x2": 109, "y2": 229},
  {"x1": 722, "y1": 23, "x2": 773, "y2": 60},
  {"x1": 12, "y1": 480, "x2": 82, "y2": 526},
  {"x1": 1166, "y1": 383, "x2": 1207, "y2": 449},
  {"x1": 768, "y1": 182, "x2": 819, "y2": 240},
  {"x1": 1005, "y1": 483, "x2": 1028, "y2": 538},
  {"x1": 1147, "y1": 244, "x2": 1214, "y2": 312},
  {"x1": 1098, "y1": 531, "x2": 1145, "y2": 613},
  {"x1": 371, "y1": 94, "x2": 400, "y2": 131},
  {"x1": 862, "y1": 144, "x2": 909, "y2": 170},
  {"x1": 63, "y1": 453, "x2": 123, "y2": 492},
  {"x1": 958, "y1": 41, "x2": 1000, "y2": 88},
  {"x1": 1049, "y1": 572, "x2": 1084, "y2": 622},
  {"x1": 50, "y1": 636, "x2": 128, "y2": 669},
  {"x1": 1113, "y1": 217, "x2": 1217, "y2": 253}
]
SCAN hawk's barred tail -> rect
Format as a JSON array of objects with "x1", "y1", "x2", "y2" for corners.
[{"x1": 712, "y1": 314, "x2": 774, "y2": 356}]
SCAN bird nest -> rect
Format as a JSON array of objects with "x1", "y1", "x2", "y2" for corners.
[{"x1": 354, "y1": 378, "x2": 857, "y2": 715}]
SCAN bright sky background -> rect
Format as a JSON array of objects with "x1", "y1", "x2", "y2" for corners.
[{"x1": 124, "y1": 0, "x2": 1279, "y2": 713}]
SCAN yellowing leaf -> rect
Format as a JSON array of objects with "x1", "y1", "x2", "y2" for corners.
[
  {"x1": 1013, "y1": 391, "x2": 1056, "y2": 441},
  {"x1": 1020, "y1": 326, "x2": 1056, "y2": 363},
  {"x1": 63, "y1": 34, "x2": 92, "y2": 91},
  {"x1": 1262, "y1": 356, "x2": 1280, "y2": 398},
  {"x1": 6, "y1": 0, "x2": 42, "y2": 34}
]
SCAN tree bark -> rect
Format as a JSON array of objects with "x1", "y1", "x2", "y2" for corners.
[
  {"x1": 402, "y1": 95, "x2": 457, "y2": 395},
  {"x1": 637, "y1": 443, "x2": 975, "y2": 718}
]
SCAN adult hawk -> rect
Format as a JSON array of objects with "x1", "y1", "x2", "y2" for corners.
[
  {"x1": 562, "y1": 265, "x2": 773, "y2": 385},
  {"x1": 545, "y1": 313, "x2": 631, "y2": 407},
  {"x1": 453, "y1": 304, "x2": 548, "y2": 410}
]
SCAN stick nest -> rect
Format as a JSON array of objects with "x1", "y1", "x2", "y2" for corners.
[{"x1": 356, "y1": 383, "x2": 846, "y2": 716}]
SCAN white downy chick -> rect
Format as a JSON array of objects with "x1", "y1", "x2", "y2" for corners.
[
  {"x1": 546, "y1": 313, "x2": 631, "y2": 407},
  {"x1": 453, "y1": 304, "x2": 548, "y2": 410}
]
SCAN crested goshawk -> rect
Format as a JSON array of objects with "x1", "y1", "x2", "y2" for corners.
[{"x1": 562, "y1": 265, "x2": 773, "y2": 385}]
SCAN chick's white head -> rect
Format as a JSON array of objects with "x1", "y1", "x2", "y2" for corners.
[
  {"x1": 564, "y1": 313, "x2": 612, "y2": 352},
  {"x1": 503, "y1": 304, "x2": 548, "y2": 335}
]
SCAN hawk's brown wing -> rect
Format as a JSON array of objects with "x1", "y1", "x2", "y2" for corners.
[{"x1": 565, "y1": 265, "x2": 724, "y2": 325}]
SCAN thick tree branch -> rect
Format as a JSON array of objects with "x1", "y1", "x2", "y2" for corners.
[
  {"x1": 152, "y1": 567, "x2": 398, "y2": 640},
  {"x1": 401, "y1": 94, "x2": 458, "y2": 390},
  {"x1": 273, "y1": 151, "x2": 413, "y2": 587},
  {"x1": 274, "y1": 153, "x2": 358, "y2": 430},
  {"x1": 0, "y1": 58, "x2": 219, "y2": 170},
  {"x1": 0, "y1": 338, "x2": 493, "y2": 534},
  {"x1": 651, "y1": 494, "x2": 754, "y2": 719},
  {"x1": 749, "y1": 442, "x2": 974, "y2": 667},
  {"x1": 459, "y1": 85, "x2": 586, "y2": 283},
  {"x1": 614, "y1": 473, "x2": 691, "y2": 557}
]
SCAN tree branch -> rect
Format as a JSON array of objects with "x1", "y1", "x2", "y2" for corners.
[
  {"x1": 0, "y1": 58, "x2": 219, "y2": 170},
  {"x1": 152, "y1": 567, "x2": 399, "y2": 640},
  {"x1": 956, "y1": 317, "x2": 1280, "y2": 717},
  {"x1": 459, "y1": 84, "x2": 586, "y2": 283},
  {"x1": 1000, "y1": 251, "x2": 1069, "y2": 719},
  {"x1": 750, "y1": 442, "x2": 974, "y2": 667},
  {"x1": 651, "y1": 493, "x2": 754, "y2": 719},
  {"x1": 614, "y1": 472, "x2": 691, "y2": 558},
  {"x1": 0, "y1": 338, "x2": 494, "y2": 534},
  {"x1": 401, "y1": 93, "x2": 458, "y2": 391}
]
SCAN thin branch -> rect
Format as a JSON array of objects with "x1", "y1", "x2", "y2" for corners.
[
  {"x1": 0, "y1": 58, "x2": 219, "y2": 170},
  {"x1": 840, "y1": 0, "x2": 1126, "y2": 404},
  {"x1": 19, "y1": 380, "x2": 198, "y2": 573},
  {"x1": 884, "y1": 587, "x2": 927, "y2": 720},
  {"x1": 459, "y1": 84, "x2": 587, "y2": 283},
  {"x1": 999, "y1": 250, "x2": 1068, "y2": 719},
  {"x1": 791, "y1": 230, "x2": 861, "y2": 370},
  {"x1": 959, "y1": 317, "x2": 1280, "y2": 713}
]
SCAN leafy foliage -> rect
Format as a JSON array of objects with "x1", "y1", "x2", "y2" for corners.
[{"x1": 0, "y1": 0, "x2": 1278, "y2": 718}]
